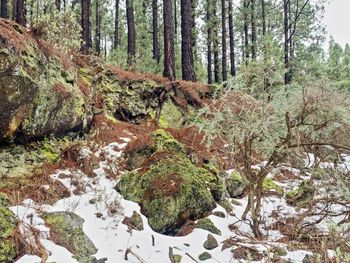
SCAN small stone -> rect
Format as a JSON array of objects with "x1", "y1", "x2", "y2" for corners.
[
  {"x1": 89, "y1": 199, "x2": 97, "y2": 204},
  {"x1": 129, "y1": 211, "x2": 144, "y2": 231},
  {"x1": 198, "y1": 252, "x2": 212, "y2": 261},
  {"x1": 213, "y1": 211, "x2": 226, "y2": 218},
  {"x1": 95, "y1": 212, "x2": 103, "y2": 218},
  {"x1": 122, "y1": 211, "x2": 144, "y2": 231},
  {"x1": 271, "y1": 246, "x2": 287, "y2": 257},
  {"x1": 174, "y1": 254, "x2": 182, "y2": 263},
  {"x1": 196, "y1": 218, "x2": 221, "y2": 235},
  {"x1": 302, "y1": 254, "x2": 314, "y2": 263},
  {"x1": 203, "y1": 234, "x2": 218, "y2": 250}
]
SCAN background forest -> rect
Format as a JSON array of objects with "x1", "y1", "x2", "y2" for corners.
[{"x1": 1, "y1": 0, "x2": 349, "y2": 89}]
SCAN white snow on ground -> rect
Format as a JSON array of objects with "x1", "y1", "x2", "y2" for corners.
[{"x1": 11, "y1": 138, "x2": 346, "y2": 263}]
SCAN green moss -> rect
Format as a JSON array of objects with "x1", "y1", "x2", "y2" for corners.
[
  {"x1": 286, "y1": 180, "x2": 315, "y2": 206},
  {"x1": 42, "y1": 212, "x2": 97, "y2": 263},
  {"x1": 195, "y1": 218, "x2": 221, "y2": 235},
  {"x1": 218, "y1": 199, "x2": 234, "y2": 213},
  {"x1": 0, "y1": 193, "x2": 9, "y2": 207},
  {"x1": 117, "y1": 153, "x2": 224, "y2": 234},
  {"x1": 151, "y1": 129, "x2": 185, "y2": 153},
  {"x1": 0, "y1": 208, "x2": 17, "y2": 263},
  {"x1": 151, "y1": 102, "x2": 183, "y2": 128},
  {"x1": 41, "y1": 139, "x2": 61, "y2": 163},
  {"x1": 263, "y1": 177, "x2": 284, "y2": 195}
]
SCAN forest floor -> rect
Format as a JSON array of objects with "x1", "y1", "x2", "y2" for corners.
[{"x1": 5, "y1": 117, "x2": 348, "y2": 263}]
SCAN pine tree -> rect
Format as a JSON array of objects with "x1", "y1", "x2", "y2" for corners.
[
  {"x1": 152, "y1": 0, "x2": 160, "y2": 62},
  {"x1": 206, "y1": 0, "x2": 213, "y2": 84},
  {"x1": 0, "y1": 0, "x2": 8, "y2": 18},
  {"x1": 228, "y1": 0, "x2": 235, "y2": 77},
  {"x1": 114, "y1": 0, "x2": 119, "y2": 49},
  {"x1": 163, "y1": 0, "x2": 176, "y2": 80},
  {"x1": 126, "y1": 0, "x2": 136, "y2": 66},
  {"x1": 181, "y1": 0, "x2": 196, "y2": 81},
  {"x1": 15, "y1": 0, "x2": 25, "y2": 26},
  {"x1": 221, "y1": 0, "x2": 227, "y2": 81},
  {"x1": 81, "y1": 0, "x2": 91, "y2": 54}
]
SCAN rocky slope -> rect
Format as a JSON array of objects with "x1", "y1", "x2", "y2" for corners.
[{"x1": 1, "y1": 19, "x2": 349, "y2": 263}]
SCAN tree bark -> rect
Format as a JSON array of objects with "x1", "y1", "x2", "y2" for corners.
[
  {"x1": 126, "y1": 0, "x2": 136, "y2": 66},
  {"x1": 15, "y1": 0, "x2": 25, "y2": 26},
  {"x1": 55, "y1": 0, "x2": 61, "y2": 11},
  {"x1": 251, "y1": 0, "x2": 256, "y2": 60},
  {"x1": 152, "y1": 0, "x2": 160, "y2": 62},
  {"x1": 95, "y1": 0, "x2": 101, "y2": 56},
  {"x1": 181, "y1": 0, "x2": 196, "y2": 81},
  {"x1": 114, "y1": 0, "x2": 119, "y2": 49},
  {"x1": 228, "y1": 0, "x2": 235, "y2": 77},
  {"x1": 283, "y1": 0, "x2": 291, "y2": 85},
  {"x1": 81, "y1": 0, "x2": 91, "y2": 54},
  {"x1": 243, "y1": 0, "x2": 249, "y2": 63},
  {"x1": 0, "y1": 0, "x2": 8, "y2": 18},
  {"x1": 11, "y1": 0, "x2": 15, "y2": 20},
  {"x1": 213, "y1": 1, "x2": 220, "y2": 83},
  {"x1": 163, "y1": 0, "x2": 176, "y2": 80},
  {"x1": 221, "y1": 0, "x2": 227, "y2": 81},
  {"x1": 206, "y1": 0, "x2": 212, "y2": 84}
]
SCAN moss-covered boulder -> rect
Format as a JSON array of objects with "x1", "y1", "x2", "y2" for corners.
[
  {"x1": 224, "y1": 171, "x2": 247, "y2": 198},
  {"x1": 0, "y1": 207, "x2": 17, "y2": 263},
  {"x1": 42, "y1": 211, "x2": 97, "y2": 263},
  {"x1": 195, "y1": 218, "x2": 221, "y2": 235},
  {"x1": 117, "y1": 150, "x2": 225, "y2": 235},
  {"x1": 0, "y1": 19, "x2": 90, "y2": 143},
  {"x1": 286, "y1": 180, "x2": 315, "y2": 206}
]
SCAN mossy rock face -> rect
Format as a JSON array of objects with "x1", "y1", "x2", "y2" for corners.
[
  {"x1": 125, "y1": 129, "x2": 185, "y2": 170},
  {"x1": 0, "y1": 207, "x2": 18, "y2": 263},
  {"x1": 263, "y1": 177, "x2": 284, "y2": 196},
  {"x1": 195, "y1": 218, "x2": 221, "y2": 235},
  {"x1": 0, "y1": 22, "x2": 91, "y2": 143},
  {"x1": 100, "y1": 69, "x2": 164, "y2": 123},
  {"x1": 42, "y1": 211, "x2": 97, "y2": 263},
  {"x1": 286, "y1": 180, "x2": 315, "y2": 206},
  {"x1": 225, "y1": 171, "x2": 247, "y2": 198},
  {"x1": 117, "y1": 152, "x2": 225, "y2": 235}
]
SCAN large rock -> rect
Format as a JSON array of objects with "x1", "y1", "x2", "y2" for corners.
[
  {"x1": 42, "y1": 211, "x2": 97, "y2": 263},
  {"x1": 117, "y1": 130, "x2": 225, "y2": 235},
  {"x1": 0, "y1": 19, "x2": 90, "y2": 142}
]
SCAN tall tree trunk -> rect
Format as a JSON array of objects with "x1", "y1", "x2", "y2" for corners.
[
  {"x1": 181, "y1": 0, "x2": 196, "y2": 81},
  {"x1": 95, "y1": 0, "x2": 101, "y2": 56},
  {"x1": 126, "y1": 0, "x2": 136, "y2": 66},
  {"x1": 163, "y1": 0, "x2": 176, "y2": 80},
  {"x1": 221, "y1": 0, "x2": 227, "y2": 81},
  {"x1": 0, "y1": 0, "x2": 7, "y2": 18},
  {"x1": 191, "y1": 0, "x2": 197, "y2": 60},
  {"x1": 288, "y1": 0, "x2": 293, "y2": 83},
  {"x1": 16, "y1": 0, "x2": 25, "y2": 26},
  {"x1": 206, "y1": 0, "x2": 212, "y2": 84},
  {"x1": 152, "y1": 0, "x2": 160, "y2": 62},
  {"x1": 174, "y1": 0, "x2": 178, "y2": 40},
  {"x1": 261, "y1": 0, "x2": 266, "y2": 37},
  {"x1": 213, "y1": 1, "x2": 220, "y2": 83},
  {"x1": 114, "y1": 0, "x2": 119, "y2": 49},
  {"x1": 12, "y1": 0, "x2": 16, "y2": 20},
  {"x1": 251, "y1": 0, "x2": 256, "y2": 60},
  {"x1": 283, "y1": 0, "x2": 290, "y2": 85},
  {"x1": 81, "y1": 0, "x2": 91, "y2": 54},
  {"x1": 55, "y1": 0, "x2": 61, "y2": 11},
  {"x1": 261, "y1": 0, "x2": 268, "y2": 91},
  {"x1": 228, "y1": 0, "x2": 236, "y2": 77},
  {"x1": 243, "y1": 0, "x2": 249, "y2": 63}
]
